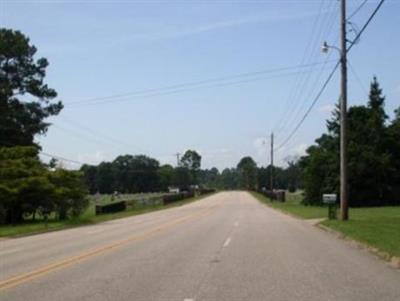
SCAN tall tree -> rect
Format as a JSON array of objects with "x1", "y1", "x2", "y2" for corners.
[
  {"x1": 219, "y1": 168, "x2": 240, "y2": 190},
  {"x1": 125, "y1": 155, "x2": 160, "y2": 192},
  {"x1": 300, "y1": 76, "x2": 398, "y2": 206},
  {"x1": 180, "y1": 150, "x2": 201, "y2": 183},
  {"x1": 385, "y1": 107, "x2": 400, "y2": 202},
  {"x1": 49, "y1": 169, "x2": 88, "y2": 220},
  {"x1": 172, "y1": 167, "x2": 192, "y2": 190},
  {"x1": 80, "y1": 164, "x2": 98, "y2": 194},
  {"x1": 237, "y1": 156, "x2": 257, "y2": 190},
  {"x1": 158, "y1": 164, "x2": 174, "y2": 191},
  {"x1": 0, "y1": 29, "x2": 62, "y2": 147},
  {"x1": 96, "y1": 162, "x2": 115, "y2": 194}
]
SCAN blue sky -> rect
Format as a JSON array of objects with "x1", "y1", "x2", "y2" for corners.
[{"x1": 1, "y1": 0, "x2": 399, "y2": 170}]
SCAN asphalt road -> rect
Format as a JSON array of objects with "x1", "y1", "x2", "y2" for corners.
[{"x1": 1, "y1": 191, "x2": 399, "y2": 301}]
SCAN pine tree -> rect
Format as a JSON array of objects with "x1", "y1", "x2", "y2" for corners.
[{"x1": 0, "y1": 29, "x2": 63, "y2": 147}]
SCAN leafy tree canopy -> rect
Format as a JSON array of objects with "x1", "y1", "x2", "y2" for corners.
[{"x1": 0, "y1": 28, "x2": 63, "y2": 147}]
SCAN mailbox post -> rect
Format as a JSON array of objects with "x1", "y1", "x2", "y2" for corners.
[{"x1": 323, "y1": 194, "x2": 337, "y2": 220}]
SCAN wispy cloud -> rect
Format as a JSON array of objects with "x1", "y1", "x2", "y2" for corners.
[
  {"x1": 318, "y1": 104, "x2": 335, "y2": 114},
  {"x1": 117, "y1": 10, "x2": 328, "y2": 44}
]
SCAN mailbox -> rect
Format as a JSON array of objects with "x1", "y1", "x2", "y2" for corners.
[{"x1": 323, "y1": 194, "x2": 337, "y2": 204}]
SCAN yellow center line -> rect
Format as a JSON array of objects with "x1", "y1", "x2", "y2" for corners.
[{"x1": 0, "y1": 203, "x2": 218, "y2": 291}]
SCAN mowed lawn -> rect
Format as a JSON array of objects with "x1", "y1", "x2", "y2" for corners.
[
  {"x1": 253, "y1": 191, "x2": 400, "y2": 258},
  {"x1": 322, "y1": 207, "x2": 400, "y2": 257},
  {"x1": 251, "y1": 191, "x2": 327, "y2": 219},
  {"x1": 0, "y1": 193, "x2": 213, "y2": 238}
]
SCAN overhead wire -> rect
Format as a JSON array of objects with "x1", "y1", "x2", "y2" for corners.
[
  {"x1": 274, "y1": 60, "x2": 340, "y2": 152},
  {"x1": 67, "y1": 61, "x2": 334, "y2": 107},
  {"x1": 273, "y1": 0, "x2": 339, "y2": 136},
  {"x1": 56, "y1": 116, "x2": 149, "y2": 154},
  {"x1": 348, "y1": 0, "x2": 369, "y2": 20},
  {"x1": 40, "y1": 152, "x2": 88, "y2": 166},
  {"x1": 271, "y1": 0, "x2": 329, "y2": 134},
  {"x1": 348, "y1": 60, "x2": 369, "y2": 96},
  {"x1": 274, "y1": 0, "x2": 386, "y2": 152}
]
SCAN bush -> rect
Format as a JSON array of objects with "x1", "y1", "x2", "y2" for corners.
[{"x1": 96, "y1": 201, "x2": 127, "y2": 215}]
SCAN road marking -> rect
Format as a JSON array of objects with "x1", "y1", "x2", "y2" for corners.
[
  {"x1": 0, "y1": 248, "x2": 22, "y2": 256},
  {"x1": 0, "y1": 205, "x2": 218, "y2": 291},
  {"x1": 184, "y1": 299, "x2": 194, "y2": 301},
  {"x1": 223, "y1": 237, "x2": 232, "y2": 248}
]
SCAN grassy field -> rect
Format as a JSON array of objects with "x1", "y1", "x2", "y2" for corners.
[
  {"x1": 0, "y1": 192, "x2": 215, "y2": 238},
  {"x1": 252, "y1": 191, "x2": 400, "y2": 258},
  {"x1": 251, "y1": 191, "x2": 328, "y2": 219},
  {"x1": 322, "y1": 207, "x2": 400, "y2": 257}
]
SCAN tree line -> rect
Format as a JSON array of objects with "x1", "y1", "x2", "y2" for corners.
[
  {"x1": 80, "y1": 150, "x2": 203, "y2": 194},
  {"x1": 80, "y1": 152, "x2": 303, "y2": 195}
]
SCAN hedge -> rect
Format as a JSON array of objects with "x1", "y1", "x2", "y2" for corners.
[
  {"x1": 162, "y1": 191, "x2": 194, "y2": 205},
  {"x1": 199, "y1": 188, "x2": 216, "y2": 195},
  {"x1": 95, "y1": 201, "x2": 127, "y2": 215}
]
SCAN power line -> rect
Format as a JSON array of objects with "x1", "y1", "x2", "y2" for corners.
[
  {"x1": 348, "y1": 60, "x2": 369, "y2": 96},
  {"x1": 40, "y1": 152, "x2": 88, "y2": 166},
  {"x1": 272, "y1": 0, "x2": 328, "y2": 134},
  {"x1": 273, "y1": 0, "x2": 339, "y2": 135},
  {"x1": 68, "y1": 67, "x2": 332, "y2": 108},
  {"x1": 51, "y1": 123, "x2": 127, "y2": 151},
  {"x1": 347, "y1": 0, "x2": 385, "y2": 52},
  {"x1": 274, "y1": 0, "x2": 385, "y2": 152},
  {"x1": 57, "y1": 116, "x2": 149, "y2": 154},
  {"x1": 348, "y1": 0, "x2": 368, "y2": 19},
  {"x1": 274, "y1": 60, "x2": 340, "y2": 152},
  {"x1": 67, "y1": 61, "x2": 334, "y2": 107}
]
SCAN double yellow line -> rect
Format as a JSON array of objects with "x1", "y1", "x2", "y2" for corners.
[{"x1": 0, "y1": 204, "x2": 217, "y2": 290}]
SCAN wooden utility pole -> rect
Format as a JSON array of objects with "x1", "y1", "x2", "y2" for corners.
[
  {"x1": 175, "y1": 152, "x2": 181, "y2": 167},
  {"x1": 340, "y1": 0, "x2": 349, "y2": 220},
  {"x1": 270, "y1": 132, "x2": 274, "y2": 191}
]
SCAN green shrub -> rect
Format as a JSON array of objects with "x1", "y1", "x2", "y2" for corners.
[{"x1": 95, "y1": 201, "x2": 127, "y2": 215}]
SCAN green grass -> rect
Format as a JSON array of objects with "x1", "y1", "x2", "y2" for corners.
[
  {"x1": 322, "y1": 207, "x2": 400, "y2": 257},
  {"x1": 252, "y1": 191, "x2": 400, "y2": 258},
  {"x1": 0, "y1": 192, "x2": 216, "y2": 238},
  {"x1": 251, "y1": 191, "x2": 328, "y2": 219}
]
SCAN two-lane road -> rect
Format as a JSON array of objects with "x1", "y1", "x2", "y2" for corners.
[{"x1": 1, "y1": 192, "x2": 399, "y2": 300}]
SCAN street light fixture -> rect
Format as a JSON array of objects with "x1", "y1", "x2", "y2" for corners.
[
  {"x1": 321, "y1": 41, "x2": 341, "y2": 55},
  {"x1": 321, "y1": 41, "x2": 329, "y2": 53}
]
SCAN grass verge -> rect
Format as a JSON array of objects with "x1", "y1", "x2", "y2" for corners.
[
  {"x1": 251, "y1": 191, "x2": 327, "y2": 219},
  {"x1": 0, "y1": 192, "x2": 217, "y2": 238},
  {"x1": 252, "y1": 191, "x2": 400, "y2": 258},
  {"x1": 322, "y1": 207, "x2": 400, "y2": 258}
]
